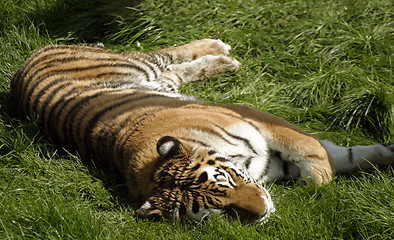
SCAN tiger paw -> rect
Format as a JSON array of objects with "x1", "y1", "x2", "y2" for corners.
[
  {"x1": 164, "y1": 55, "x2": 241, "y2": 83},
  {"x1": 199, "y1": 55, "x2": 241, "y2": 78},
  {"x1": 173, "y1": 39, "x2": 232, "y2": 61},
  {"x1": 164, "y1": 39, "x2": 233, "y2": 62},
  {"x1": 191, "y1": 39, "x2": 232, "y2": 58}
]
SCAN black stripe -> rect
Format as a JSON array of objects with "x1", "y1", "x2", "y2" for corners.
[
  {"x1": 45, "y1": 85, "x2": 84, "y2": 144},
  {"x1": 40, "y1": 83, "x2": 73, "y2": 129},
  {"x1": 107, "y1": 110, "x2": 140, "y2": 163},
  {"x1": 195, "y1": 122, "x2": 237, "y2": 146},
  {"x1": 228, "y1": 154, "x2": 246, "y2": 159},
  {"x1": 18, "y1": 44, "x2": 126, "y2": 102},
  {"x1": 207, "y1": 160, "x2": 215, "y2": 165},
  {"x1": 19, "y1": 47, "x2": 170, "y2": 114},
  {"x1": 21, "y1": 69, "x2": 46, "y2": 115},
  {"x1": 215, "y1": 157, "x2": 227, "y2": 162},
  {"x1": 179, "y1": 203, "x2": 186, "y2": 216},
  {"x1": 204, "y1": 196, "x2": 216, "y2": 206},
  {"x1": 44, "y1": 84, "x2": 81, "y2": 123},
  {"x1": 214, "y1": 124, "x2": 259, "y2": 155},
  {"x1": 31, "y1": 77, "x2": 70, "y2": 116},
  {"x1": 83, "y1": 94, "x2": 158, "y2": 161},
  {"x1": 115, "y1": 114, "x2": 152, "y2": 161},
  {"x1": 214, "y1": 110, "x2": 262, "y2": 133},
  {"x1": 138, "y1": 59, "x2": 159, "y2": 81},
  {"x1": 16, "y1": 49, "x2": 63, "y2": 97},
  {"x1": 40, "y1": 82, "x2": 74, "y2": 144},
  {"x1": 180, "y1": 138, "x2": 212, "y2": 148},
  {"x1": 174, "y1": 72, "x2": 183, "y2": 84},
  {"x1": 228, "y1": 179, "x2": 236, "y2": 188},
  {"x1": 208, "y1": 150, "x2": 216, "y2": 155},
  {"x1": 244, "y1": 157, "x2": 253, "y2": 169},
  {"x1": 144, "y1": 51, "x2": 173, "y2": 70},
  {"x1": 94, "y1": 71, "x2": 131, "y2": 79},
  {"x1": 62, "y1": 90, "x2": 111, "y2": 149},
  {"x1": 17, "y1": 48, "x2": 80, "y2": 98},
  {"x1": 283, "y1": 161, "x2": 289, "y2": 176},
  {"x1": 348, "y1": 148, "x2": 353, "y2": 163},
  {"x1": 20, "y1": 45, "x2": 119, "y2": 80},
  {"x1": 192, "y1": 200, "x2": 200, "y2": 214},
  {"x1": 382, "y1": 143, "x2": 394, "y2": 152},
  {"x1": 162, "y1": 72, "x2": 182, "y2": 88},
  {"x1": 34, "y1": 55, "x2": 131, "y2": 69},
  {"x1": 92, "y1": 123, "x2": 115, "y2": 167},
  {"x1": 115, "y1": 103, "x2": 168, "y2": 159},
  {"x1": 73, "y1": 91, "x2": 132, "y2": 151},
  {"x1": 261, "y1": 156, "x2": 272, "y2": 178},
  {"x1": 22, "y1": 62, "x2": 149, "y2": 113},
  {"x1": 229, "y1": 168, "x2": 243, "y2": 178}
]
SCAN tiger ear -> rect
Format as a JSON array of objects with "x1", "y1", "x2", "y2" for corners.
[{"x1": 157, "y1": 136, "x2": 189, "y2": 159}]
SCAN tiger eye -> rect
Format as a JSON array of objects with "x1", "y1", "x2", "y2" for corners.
[{"x1": 191, "y1": 163, "x2": 201, "y2": 171}]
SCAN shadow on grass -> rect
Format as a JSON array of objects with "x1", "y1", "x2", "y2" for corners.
[
  {"x1": 0, "y1": 89, "x2": 137, "y2": 211},
  {"x1": 27, "y1": 0, "x2": 144, "y2": 43}
]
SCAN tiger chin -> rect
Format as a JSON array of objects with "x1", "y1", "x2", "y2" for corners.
[{"x1": 10, "y1": 39, "x2": 394, "y2": 224}]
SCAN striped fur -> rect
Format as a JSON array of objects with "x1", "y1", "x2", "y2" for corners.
[{"x1": 10, "y1": 39, "x2": 393, "y2": 223}]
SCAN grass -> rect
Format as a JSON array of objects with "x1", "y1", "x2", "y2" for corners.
[{"x1": 0, "y1": 0, "x2": 393, "y2": 239}]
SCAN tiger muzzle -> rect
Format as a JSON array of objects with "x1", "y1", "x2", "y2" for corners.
[{"x1": 225, "y1": 183, "x2": 274, "y2": 223}]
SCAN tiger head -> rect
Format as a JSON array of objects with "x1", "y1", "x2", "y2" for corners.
[{"x1": 135, "y1": 136, "x2": 275, "y2": 223}]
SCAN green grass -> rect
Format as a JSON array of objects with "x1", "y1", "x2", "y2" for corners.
[{"x1": 1, "y1": 0, "x2": 393, "y2": 239}]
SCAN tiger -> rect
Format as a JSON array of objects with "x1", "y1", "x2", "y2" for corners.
[{"x1": 10, "y1": 39, "x2": 394, "y2": 223}]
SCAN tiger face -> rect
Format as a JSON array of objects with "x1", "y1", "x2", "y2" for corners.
[{"x1": 135, "y1": 136, "x2": 275, "y2": 223}]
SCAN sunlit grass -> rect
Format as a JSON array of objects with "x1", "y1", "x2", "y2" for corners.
[{"x1": 1, "y1": 0, "x2": 393, "y2": 239}]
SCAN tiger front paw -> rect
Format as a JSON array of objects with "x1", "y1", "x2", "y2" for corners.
[
  {"x1": 198, "y1": 55, "x2": 241, "y2": 79},
  {"x1": 201, "y1": 39, "x2": 232, "y2": 57},
  {"x1": 185, "y1": 39, "x2": 232, "y2": 60}
]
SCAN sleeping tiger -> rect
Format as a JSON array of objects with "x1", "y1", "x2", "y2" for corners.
[{"x1": 10, "y1": 39, "x2": 394, "y2": 223}]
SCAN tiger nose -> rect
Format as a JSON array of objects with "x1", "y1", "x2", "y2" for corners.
[{"x1": 227, "y1": 183, "x2": 273, "y2": 221}]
